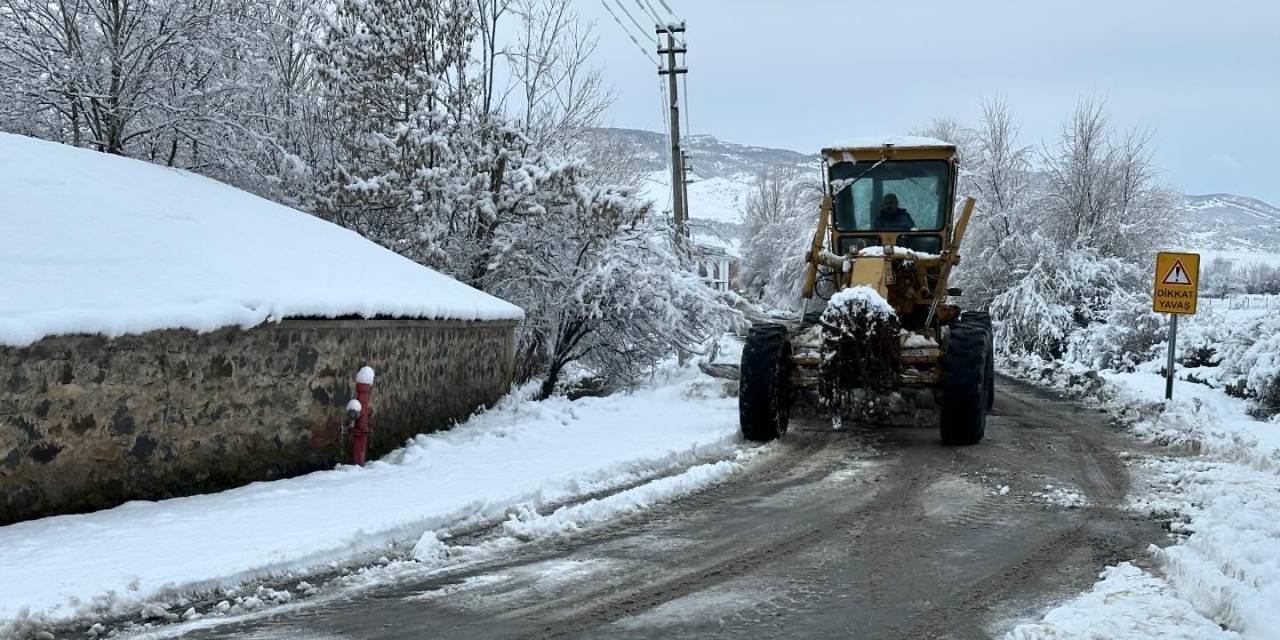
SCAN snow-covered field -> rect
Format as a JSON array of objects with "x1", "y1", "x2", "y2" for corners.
[
  {"x1": 1201, "y1": 249, "x2": 1280, "y2": 269},
  {"x1": 1002, "y1": 308, "x2": 1280, "y2": 638},
  {"x1": 0, "y1": 367, "x2": 749, "y2": 635},
  {"x1": 0, "y1": 133, "x2": 521, "y2": 348}
]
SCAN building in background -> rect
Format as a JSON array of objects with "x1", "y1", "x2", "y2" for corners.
[{"x1": 695, "y1": 242, "x2": 739, "y2": 292}]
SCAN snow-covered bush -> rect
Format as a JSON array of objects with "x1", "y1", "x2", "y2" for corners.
[
  {"x1": 1065, "y1": 301, "x2": 1165, "y2": 373},
  {"x1": 1239, "y1": 333, "x2": 1280, "y2": 416},
  {"x1": 991, "y1": 243, "x2": 1145, "y2": 360},
  {"x1": 1209, "y1": 316, "x2": 1280, "y2": 416}
]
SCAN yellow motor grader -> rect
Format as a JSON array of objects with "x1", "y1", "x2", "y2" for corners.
[{"x1": 739, "y1": 137, "x2": 993, "y2": 444}]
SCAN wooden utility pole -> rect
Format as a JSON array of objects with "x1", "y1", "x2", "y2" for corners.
[{"x1": 657, "y1": 23, "x2": 687, "y2": 238}]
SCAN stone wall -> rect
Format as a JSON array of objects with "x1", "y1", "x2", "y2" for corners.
[{"x1": 0, "y1": 318, "x2": 517, "y2": 525}]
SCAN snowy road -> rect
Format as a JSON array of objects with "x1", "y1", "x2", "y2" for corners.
[{"x1": 149, "y1": 378, "x2": 1165, "y2": 640}]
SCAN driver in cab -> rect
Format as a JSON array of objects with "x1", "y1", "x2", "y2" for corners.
[{"x1": 874, "y1": 193, "x2": 916, "y2": 231}]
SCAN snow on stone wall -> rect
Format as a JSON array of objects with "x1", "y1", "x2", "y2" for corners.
[{"x1": 0, "y1": 318, "x2": 516, "y2": 524}]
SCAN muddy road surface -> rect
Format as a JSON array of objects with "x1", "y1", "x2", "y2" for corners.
[{"x1": 173, "y1": 377, "x2": 1165, "y2": 640}]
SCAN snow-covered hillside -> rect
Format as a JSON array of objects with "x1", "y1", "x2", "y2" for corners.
[
  {"x1": 0, "y1": 133, "x2": 523, "y2": 347},
  {"x1": 637, "y1": 171, "x2": 758, "y2": 226},
  {"x1": 592, "y1": 128, "x2": 817, "y2": 255},
  {"x1": 1178, "y1": 193, "x2": 1280, "y2": 252}
]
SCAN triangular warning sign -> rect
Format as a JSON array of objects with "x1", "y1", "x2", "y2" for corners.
[{"x1": 1162, "y1": 260, "x2": 1192, "y2": 285}]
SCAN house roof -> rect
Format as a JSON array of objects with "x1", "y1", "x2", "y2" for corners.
[{"x1": 0, "y1": 133, "x2": 523, "y2": 347}]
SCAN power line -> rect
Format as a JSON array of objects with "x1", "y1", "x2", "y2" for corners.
[
  {"x1": 636, "y1": 0, "x2": 664, "y2": 26},
  {"x1": 655, "y1": 0, "x2": 682, "y2": 23},
  {"x1": 681, "y1": 73, "x2": 691, "y2": 143},
  {"x1": 659, "y1": 74, "x2": 672, "y2": 211},
  {"x1": 613, "y1": 0, "x2": 656, "y2": 44},
  {"x1": 599, "y1": 0, "x2": 658, "y2": 64}
]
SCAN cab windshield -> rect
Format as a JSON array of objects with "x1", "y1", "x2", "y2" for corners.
[{"x1": 829, "y1": 160, "x2": 950, "y2": 232}]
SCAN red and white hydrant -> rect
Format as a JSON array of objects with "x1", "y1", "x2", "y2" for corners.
[{"x1": 344, "y1": 366, "x2": 375, "y2": 465}]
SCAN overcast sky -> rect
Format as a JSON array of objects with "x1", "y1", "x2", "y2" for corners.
[{"x1": 580, "y1": 0, "x2": 1280, "y2": 203}]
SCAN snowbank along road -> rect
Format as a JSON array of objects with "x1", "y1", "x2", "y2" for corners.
[{"x1": 139, "y1": 377, "x2": 1168, "y2": 640}]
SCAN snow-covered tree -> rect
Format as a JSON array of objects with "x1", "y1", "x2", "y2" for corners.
[
  {"x1": 312, "y1": 0, "x2": 477, "y2": 268},
  {"x1": 504, "y1": 0, "x2": 611, "y2": 153},
  {"x1": 0, "y1": 0, "x2": 320, "y2": 204},
  {"x1": 953, "y1": 99, "x2": 1037, "y2": 307},
  {"x1": 911, "y1": 116, "x2": 974, "y2": 164},
  {"x1": 1040, "y1": 98, "x2": 1177, "y2": 263},
  {"x1": 0, "y1": 0, "x2": 223, "y2": 153},
  {"x1": 485, "y1": 162, "x2": 734, "y2": 397},
  {"x1": 739, "y1": 166, "x2": 822, "y2": 310}
]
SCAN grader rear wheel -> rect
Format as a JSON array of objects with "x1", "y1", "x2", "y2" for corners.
[
  {"x1": 739, "y1": 324, "x2": 793, "y2": 442},
  {"x1": 939, "y1": 318, "x2": 992, "y2": 445}
]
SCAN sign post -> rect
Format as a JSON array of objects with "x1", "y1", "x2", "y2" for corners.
[{"x1": 1152, "y1": 252, "x2": 1200, "y2": 400}]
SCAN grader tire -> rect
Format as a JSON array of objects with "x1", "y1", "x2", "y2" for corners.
[
  {"x1": 940, "y1": 318, "x2": 991, "y2": 445},
  {"x1": 739, "y1": 324, "x2": 793, "y2": 442},
  {"x1": 962, "y1": 311, "x2": 996, "y2": 410}
]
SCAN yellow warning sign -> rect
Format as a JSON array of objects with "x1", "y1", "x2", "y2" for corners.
[{"x1": 1153, "y1": 252, "x2": 1199, "y2": 315}]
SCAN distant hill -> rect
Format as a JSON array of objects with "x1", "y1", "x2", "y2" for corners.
[
  {"x1": 1177, "y1": 193, "x2": 1280, "y2": 252},
  {"x1": 588, "y1": 128, "x2": 813, "y2": 180},
  {"x1": 590, "y1": 128, "x2": 1280, "y2": 256},
  {"x1": 588, "y1": 128, "x2": 816, "y2": 256}
]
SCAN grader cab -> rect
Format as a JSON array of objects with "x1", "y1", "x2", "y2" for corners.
[{"x1": 739, "y1": 137, "x2": 994, "y2": 444}]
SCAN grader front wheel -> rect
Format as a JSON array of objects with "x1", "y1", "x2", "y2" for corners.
[
  {"x1": 961, "y1": 310, "x2": 997, "y2": 410},
  {"x1": 739, "y1": 324, "x2": 793, "y2": 442},
  {"x1": 939, "y1": 318, "x2": 992, "y2": 445}
]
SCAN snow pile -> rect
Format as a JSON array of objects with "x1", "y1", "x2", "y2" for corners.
[
  {"x1": 1006, "y1": 563, "x2": 1237, "y2": 639},
  {"x1": 1031, "y1": 484, "x2": 1087, "y2": 509},
  {"x1": 1108, "y1": 376, "x2": 1280, "y2": 471},
  {"x1": 824, "y1": 286, "x2": 897, "y2": 321},
  {"x1": 1131, "y1": 457, "x2": 1280, "y2": 637},
  {"x1": 0, "y1": 368, "x2": 741, "y2": 629},
  {"x1": 902, "y1": 332, "x2": 938, "y2": 349},
  {"x1": 501, "y1": 453, "x2": 753, "y2": 541},
  {"x1": 0, "y1": 133, "x2": 522, "y2": 347},
  {"x1": 410, "y1": 531, "x2": 450, "y2": 562}
]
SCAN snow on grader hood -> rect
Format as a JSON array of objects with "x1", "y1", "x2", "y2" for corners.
[{"x1": 738, "y1": 138, "x2": 994, "y2": 445}]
